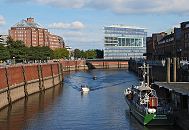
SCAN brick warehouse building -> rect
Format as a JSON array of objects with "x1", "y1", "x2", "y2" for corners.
[
  {"x1": 9, "y1": 18, "x2": 65, "y2": 50},
  {"x1": 146, "y1": 21, "x2": 189, "y2": 60}
]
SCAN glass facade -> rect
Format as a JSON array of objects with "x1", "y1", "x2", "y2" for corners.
[{"x1": 104, "y1": 25, "x2": 147, "y2": 59}]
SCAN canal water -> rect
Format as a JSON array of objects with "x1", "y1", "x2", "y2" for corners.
[{"x1": 0, "y1": 69, "x2": 180, "y2": 130}]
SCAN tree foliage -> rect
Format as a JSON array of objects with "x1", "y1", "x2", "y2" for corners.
[
  {"x1": 73, "y1": 49, "x2": 100, "y2": 59},
  {"x1": 54, "y1": 48, "x2": 69, "y2": 59},
  {"x1": 0, "y1": 37, "x2": 104, "y2": 63},
  {"x1": 4, "y1": 38, "x2": 54, "y2": 63},
  {"x1": 74, "y1": 49, "x2": 81, "y2": 59},
  {"x1": 7, "y1": 40, "x2": 28, "y2": 61},
  {"x1": 0, "y1": 44, "x2": 10, "y2": 61},
  {"x1": 95, "y1": 49, "x2": 104, "y2": 58}
]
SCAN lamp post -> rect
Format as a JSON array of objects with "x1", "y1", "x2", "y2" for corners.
[{"x1": 13, "y1": 57, "x2": 15, "y2": 65}]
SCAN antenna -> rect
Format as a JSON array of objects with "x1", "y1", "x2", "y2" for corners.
[{"x1": 139, "y1": 63, "x2": 151, "y2": 87}]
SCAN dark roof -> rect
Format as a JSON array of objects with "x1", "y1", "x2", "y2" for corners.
[
  {"x1": 154, "y1": 82, "x2": 189, "y2": 95},
  {"x1": 158, "y1": 33, "x2": 174, "y2": 43}
]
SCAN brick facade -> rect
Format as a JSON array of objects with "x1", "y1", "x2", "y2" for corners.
[
  {"x1": 146, "y1": 21, "x2": 189, "y2": 60},
  {"x1": 9, "y1": 18, "x2": 65, "y2": 50}
]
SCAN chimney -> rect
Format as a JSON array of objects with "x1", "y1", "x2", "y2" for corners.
[{"x1": 27, "y1": 18, "x2": 34, "y2": 23}]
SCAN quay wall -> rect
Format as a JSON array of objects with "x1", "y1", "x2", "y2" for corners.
[
  {"x1": 0, "y1": 60, "x2": 88, "y2": 110},
  {"x1": 129, "y1": 60, "x2": 168, "y2": 82},
  {"x1": 129, "y1": 59, "x2": 189, "y2": 82},
  {"x1": 87, "y1": 61, "x2": 128, "y2": 69}
]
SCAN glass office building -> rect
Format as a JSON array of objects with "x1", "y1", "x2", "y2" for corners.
[{"x1": 104, "y1": 25, "x2": 147, "y2": 59}]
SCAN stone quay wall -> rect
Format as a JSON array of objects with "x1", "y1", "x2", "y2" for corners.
[{"x1": 0, "y1": 60, "x2": 88, "y2": 110}]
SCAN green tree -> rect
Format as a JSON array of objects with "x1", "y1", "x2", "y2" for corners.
[
  {"x1": 85, "y1": 50, "x2": 96, "y2": 59},
  {"x1": 95, "y1": 49, "x2": 104, "y2": 59},
  {"x1": 0, "y1": 44, "x2": 10, "y2": 61},
  {"x1": 54, "y1": 48, "x2": 69, "y2": 59},
  {"x1": 7, "y1": 40, "x2": 28, "y2": 62},
  {"x1": 26, "y1": 46, "x2": 53, "y2": 62},
  {"x1": 80, "y1": 50, "x2": 85, "y2": 59},
  {"x1": 40, "y1": 46, "x2": 54, "y2": 60},
  {"x1": 74, "y1": 49, "x2": 81, "y2": 59}
]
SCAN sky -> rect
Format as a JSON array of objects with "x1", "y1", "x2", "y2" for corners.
[{"x1": 0, "y1": 0, "x2": 189, "y2": 50}]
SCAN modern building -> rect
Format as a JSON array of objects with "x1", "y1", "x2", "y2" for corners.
[
  {"x1": 104, "y1": 25, "x2": 147, "y2": 60},
  {"x1": 0, "y1": 34, "x2": 8, "y2": 46},
  {"x1": 9, "y1": 18, "x2": 64, "y2": 50}
]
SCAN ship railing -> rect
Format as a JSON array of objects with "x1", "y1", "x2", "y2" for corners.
[
  {"x1": 134, "y1": 102, "x2": 147, "y2": 114},
  {"x1": 156, "y1": 105, "x2": 173, "y2": 115}
]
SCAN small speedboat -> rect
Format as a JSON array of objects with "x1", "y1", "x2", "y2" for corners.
[
  {"x1": 81, "y1": 85, "x2": 90, "y2": 92},
  {"x1": 93, "y1": 76, "x2": 97, "y2": 80}
]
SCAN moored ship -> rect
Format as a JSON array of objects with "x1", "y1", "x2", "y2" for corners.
[{"x1": 124, "y1": 63, "x2": 174, "y2": 126}]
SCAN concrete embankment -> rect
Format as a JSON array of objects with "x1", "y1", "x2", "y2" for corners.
[{"x1": 0, "y1": 60, "x2": 88, "y2": 110}]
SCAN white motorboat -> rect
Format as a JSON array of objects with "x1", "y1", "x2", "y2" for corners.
[{"x1": 81, "y1": 85, "x2": 90, "y2": 92}]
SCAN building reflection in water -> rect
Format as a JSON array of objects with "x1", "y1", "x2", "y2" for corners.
[{"x1": 0, "y1": 84, "x2": 63, "y2": 130}]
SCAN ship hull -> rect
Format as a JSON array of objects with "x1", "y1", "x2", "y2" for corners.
[{"x1": 125, "y1": 97, "x2": 174, "y2": 126}]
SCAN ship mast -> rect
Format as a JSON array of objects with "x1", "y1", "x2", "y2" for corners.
[{"x1": 139, "y1": 63, "x2": 150, "y2": 87}]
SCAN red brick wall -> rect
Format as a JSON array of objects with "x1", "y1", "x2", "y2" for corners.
[
  {"x1": 41, "y1": 64, "x2": 52, "y2": 78},
  {"x1": 89, "y1": 61, "x2": 128, "y2": 66},
  {"x1": 0, "y1": 68, "x2": 7, "y2": 89},
  {"x1": 0, "y1": 60, "x2": 86, "y2": 89},
  {"x1": 52, "y1": 64, "x2": 59, "y2": 75},
  {"x1": 25, "y1": 65, "x2": 39, "y2": 81},
  {"x1": 7, "y1": 66, "x2": 24, "y2": 86},
  {"x1": 59, "y1": 60, "x2": 86, "y2": 67}
]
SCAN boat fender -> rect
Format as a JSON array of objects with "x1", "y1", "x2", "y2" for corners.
[{"x1": 148, "y1": 108, "x2": 156, "y2": 114}]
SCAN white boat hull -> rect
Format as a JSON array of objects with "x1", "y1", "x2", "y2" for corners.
[{"x1": 81, "y1": 87, "x2": 90, "y2": 92}]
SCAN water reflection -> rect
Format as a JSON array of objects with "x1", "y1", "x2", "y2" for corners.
[
  {"x1": 0, "y1": 85, "x2": 62, "y2": 130},
  {"x1": 0, "y1": 69, "x2": 181, "y2": 130}
]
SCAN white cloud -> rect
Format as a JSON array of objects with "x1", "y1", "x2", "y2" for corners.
[
  {"x1": 0, "y1": 15, "x2": 5, "y2": 26},
  {"x1": 35, "y1": 0, "x2": 86, "y2": 8},
  {"x1": 30, "y1": 0, "x2": 189, "y2": 14},
  {"x1": 55, "y1": 31, "x2": 102, "y2": 49},
  {"x1": 48, "y1": 21, "x2": 85, "y2": 30}
]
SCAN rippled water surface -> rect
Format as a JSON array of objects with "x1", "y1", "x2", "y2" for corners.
[{"x1": 0, "y1": 69, "x2": 180, "y2": 130}]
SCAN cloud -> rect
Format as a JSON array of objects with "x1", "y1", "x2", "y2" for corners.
[
  {"x1": 48, "y1": 21, "x2": 85, "y2": 30},
  {"x1": 55, "y1": 31, "x2": 102, "y2": 49},
  {"x1": 35, "y1": 0, "x2": 86, "y2": 8},
  {"x1": 0, "y1": 15, "x2": 5, "y2": 26},
  {"x1": 7, "y1": 0, "x2": 189, "y2": 15}
]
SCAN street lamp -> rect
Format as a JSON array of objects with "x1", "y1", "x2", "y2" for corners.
[{"x1": 13, "y1": 57, "x2": 15, "y2": 65}]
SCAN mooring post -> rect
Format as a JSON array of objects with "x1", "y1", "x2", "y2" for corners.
[
  {"x1": 21, "y1": 66, "x2": 28, "y2": 97},
  {"x1": 57, "y1": 63, "x2": 61, "y2": 82},
  {"x1": 166, "y1": 58, "x2": 171, "y2": 83},
  {"x1": 68, "y1": 61, "x2": 70, "y2": 72},
  {"x1": 37, "y1": 64, "x2": 42, "y2": 91},
  {"x1": 66, "y1": 61, "x2": 69, "y2": 72},
  {"x1": 173, "y1": 57, "x2": 177, "y2": 82},
  {"x1": 50, "y1": 64, "x2": 55, "y2": 86},
  {"x1": 60, "y1": 63, "x2": 64, "y2": 81},
  {"x1": 5, "y1": 67, "x2": 12, "y2": 105},
  {"x1": 75, "y1": 60, "x2": 77, "y2": 71},
  {"x1": 37, "y1": 64, "x2": 44, "y2": 91},
  {"x1": 147, "y1": 64, "x2": 150, "y2": 87}
]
